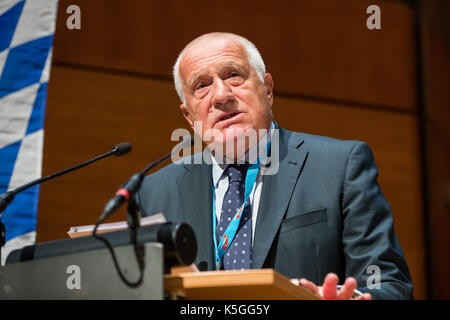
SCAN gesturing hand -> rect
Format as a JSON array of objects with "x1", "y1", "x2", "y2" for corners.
[{"x1": 294, "y1": 273, "x2": 372, "y2": 300}]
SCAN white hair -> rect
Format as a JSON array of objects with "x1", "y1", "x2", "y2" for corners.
[{"x1": 173, "y1": 32, "x2": 266, "y2": 104}]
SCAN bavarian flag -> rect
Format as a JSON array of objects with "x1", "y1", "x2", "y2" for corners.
[{"x1": 0, "y1": 0, "x2": 58, "y2": 264}]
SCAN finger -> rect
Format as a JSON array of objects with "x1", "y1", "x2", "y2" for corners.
[
  {"x1": 337, "y1": 277, "x2": 357, "y2": 300},
  {"x1": 322, "y1": 273, "x2": 339, "y2": 300},
  {"x1": 363, "y1": 293, "x2": 372, "y2": 300},
  {"x1": 354, "y1": 293, "x2": 372, "y2": 300},
  {"x1": 299, "y1": 278, "x2": 320, "y2": 294}
]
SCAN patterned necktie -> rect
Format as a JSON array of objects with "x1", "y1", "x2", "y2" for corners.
[{"x1": 216, "y1": 164, "x2": 252, "y2": 270}]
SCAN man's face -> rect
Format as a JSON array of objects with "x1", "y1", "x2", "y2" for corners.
[{"x1": 178, "y1": 37, "x2": 273, "y2": 152}]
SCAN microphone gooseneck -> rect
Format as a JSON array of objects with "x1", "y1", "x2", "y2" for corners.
[{"x1": 99, "y1": 135, "x2": 193, "y2": 221}]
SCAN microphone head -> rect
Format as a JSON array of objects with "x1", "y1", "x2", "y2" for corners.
[{"x1": 113, "y1": 142, "x2": 132, "y2": 156}]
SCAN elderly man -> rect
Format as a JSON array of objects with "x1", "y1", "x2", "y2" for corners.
[{"x1": 137, "y1": 32, "x2": 413, "y2": 300}]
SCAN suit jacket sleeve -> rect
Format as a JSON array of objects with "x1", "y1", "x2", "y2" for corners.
[{"x1": 342, "y1": 142, "x2": 414, "y2": 299}]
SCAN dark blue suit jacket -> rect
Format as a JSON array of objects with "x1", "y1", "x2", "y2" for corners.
[{"x1": 137, "y1": 125, "x2": 413, "y2": 299}]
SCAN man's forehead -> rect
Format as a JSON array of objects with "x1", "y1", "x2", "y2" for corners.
[
  {"x1": 187, "y1": 61, "x2": 247, "y2": 82},
  {"x1": 180, "y1": 38, "x2": 248, "y2": 78}
]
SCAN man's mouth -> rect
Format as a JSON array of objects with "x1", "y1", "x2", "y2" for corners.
[{"x1": 217, "y1": 112, "x2": 241, "y2": 124}]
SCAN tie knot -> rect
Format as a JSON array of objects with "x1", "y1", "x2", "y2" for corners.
[{"x1": 225, "y1": 164, "x2": 249, "y2": 183}]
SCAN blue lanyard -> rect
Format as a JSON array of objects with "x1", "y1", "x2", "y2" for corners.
[{"x1": 212, "y1": 160, "x2": 260, "y2": 270}]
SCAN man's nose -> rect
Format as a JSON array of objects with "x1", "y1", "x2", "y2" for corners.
[{"x1": 211, "y1": 78, "x2": 234, "y2": 108}]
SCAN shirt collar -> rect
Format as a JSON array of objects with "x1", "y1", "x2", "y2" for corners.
[{"x1": 211, "y1": 121, "x2": 275, "y2": 187}]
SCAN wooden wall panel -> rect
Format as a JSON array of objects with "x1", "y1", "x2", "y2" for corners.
[
  {"x1": 420, "y1": 0, "x2": 450, "y2": 299},
  {"x1": 422, "y1": 3, "x2": 450, "y2": 149},
  {"x1": 38, "y1": 65, "x2": 425, "y2": 298},
  {"x1": 425, "y1": 32, "x2": 450, "y2": 147},
  {"x1": 427, "y1": 130, "x2": 450, "y2": 300},
  {"x1": 53, "y1": 0, "x2": 416, "y2": 111}
]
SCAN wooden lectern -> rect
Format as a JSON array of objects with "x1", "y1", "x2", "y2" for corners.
[{"x1": 164, "y1": 269, "x2": 321, "y2": 300}]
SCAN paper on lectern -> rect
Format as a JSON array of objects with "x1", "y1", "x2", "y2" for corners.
[{"x1": 67, "y1": 213, "x2": 166, "y2": 238}]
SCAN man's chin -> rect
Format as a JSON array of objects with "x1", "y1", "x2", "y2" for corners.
[
  {"x1": 223, "y1": 126, "x2": 247, "y2": 141},
  {"x1": 207, "y1": 126, "x2": 260, "y2": 162}
]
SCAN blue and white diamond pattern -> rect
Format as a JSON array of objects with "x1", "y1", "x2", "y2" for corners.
[{"x1": 0, "y1": 0, "x2": 58, "y2": 264}]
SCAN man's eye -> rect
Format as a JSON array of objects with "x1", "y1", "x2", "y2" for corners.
[
  {"x1": 226, "y1": 72, "x2": 244, "y2": 86},
  {"x1": 196, "y1": 83, "x2": 208, "y2": 90}
]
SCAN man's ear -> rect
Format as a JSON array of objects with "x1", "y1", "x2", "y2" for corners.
[
  {"x1": 180, "y1": 104, "x2": 194, "y2": 129},
  {"x1": 264, "y1": 73, "x2": 274, "y2": 103}
]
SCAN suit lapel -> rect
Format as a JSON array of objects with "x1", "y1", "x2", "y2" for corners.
[
  {"x1": 177, "y1": 160, "x2": 215, "y2": 270},
  {"x1": 251, "y1": 128, "x2": 308, "y2": 269}
]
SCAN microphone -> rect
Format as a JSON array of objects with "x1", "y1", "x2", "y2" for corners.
[
  {"x1": 99, "y1": 135, "x2": 193, "y2": 222},
  {"x1": 92, "y1": 135, "x2": 193, "y2": 288},
  {"x1": 112, "y1": 142, "x2": 132, "y2": 156},
  {"x1": 0, "y1": 142, "x2": 132, "y2": 245}
]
